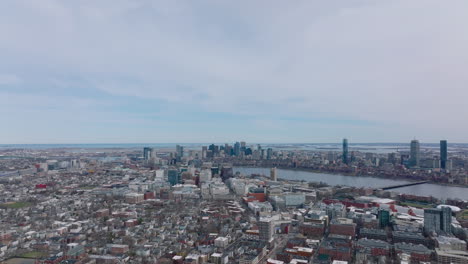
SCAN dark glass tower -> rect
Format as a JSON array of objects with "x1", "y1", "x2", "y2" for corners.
[
  {"x1": 234, "y1": 142, "x2": 241, "y2": 157},
  {"x1": 440, "y1": 140, "x2": 447, "y2": 170},
  {"x1": 409, "y1": 139, "x2": 420, "y2": 167},
  {"x1": 342, "y1": 138, "x2": 349, "y2": 164}
]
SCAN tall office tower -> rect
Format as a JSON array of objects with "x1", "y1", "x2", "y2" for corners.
[
  {"x1": 258, "y1": 218, "x2": 274, "y2": 242},
  {"x1": 168, "y1": 169, "x2": 180, "y2": 186},
  {"x1": 220, "y1": 165, "x2": 234, "y2": 182},
  {"x1": 424, "y1": 207, "x2": 452, "y2": 234},
  {"x1": 270, "y1": 167, "x2": 277, "y2": 181},
  {"x1": 440, "y1": 140, "x2": 448, "y2": 170},
  {"x1": 240, "y1": 141, "x2": 246, "y2": 148},
  {"x1": 202, "y1": 146, "x2": 207, "y2": 159},
  {"x1": 424, "y1": 208, "x2": 441, "y2": 233},
  {"x1": 176, "y1": 145, "x2": 184, "y2": 160},
  {"x1": 225, "y1": 145, "x2": 233, "y2": 156},
  {"x1": 208, "y1": 144, "x2": 218, "y2": 157},
  {"x1": 266, "y1": 148, "x2": 273, "y2": 160},
  {"x1": 409, "y1": 139, "x2": 420, "y2": 167},
  {"x1": 143, "y1": 147, "x2": 153, "y2": 161},
  {"x1": 234, "y1": 142, "x2": 241, "y2": 156},
  {"x1": 342, "y1": 138, "x2": 349, "y2": 164},
  {"x1": 441, "y1": 207, "x2": 452, "y2": 233},
  {"x1": 387, "y1": 153, "x2": 397, "y2": 165},
  {"x1": 245, "y1": 147, "x2": 252, "y2": 156},
  {"x1": 378, "y1": 209, "x2": 390, "y2": 228}
]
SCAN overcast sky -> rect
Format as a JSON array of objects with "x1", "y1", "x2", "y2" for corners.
[{"x1": 1, "y1": 0, "x2": 467, "y2": 144}]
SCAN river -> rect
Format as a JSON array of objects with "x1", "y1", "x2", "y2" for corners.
[{"x1": 233, "y1": 167, "x2": 468, "y2": 201}]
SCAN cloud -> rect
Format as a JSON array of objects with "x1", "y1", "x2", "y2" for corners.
[{"x1": 0, "y1": 0, "x2": 467, "y2": 143}]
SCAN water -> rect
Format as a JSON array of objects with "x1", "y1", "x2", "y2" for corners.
[{"x1": 233, "y1": 167, "x2": 468, "y2": 200}]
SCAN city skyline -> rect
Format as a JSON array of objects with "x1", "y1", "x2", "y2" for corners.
[
  {"x1": 0, "y1": 140, "x2": 462, "y2": 145},
  {"x1": 2, "y1": 1, "x2": 468, "y2": 143}
]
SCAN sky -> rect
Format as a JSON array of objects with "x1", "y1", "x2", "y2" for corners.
[{"x1": 1, "y1": 0, "x2": 467, "y2": 144}]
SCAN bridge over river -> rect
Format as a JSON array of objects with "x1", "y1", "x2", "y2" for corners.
[{"x1": 377, "y1": 181, "x2": 430, "y2": 190}]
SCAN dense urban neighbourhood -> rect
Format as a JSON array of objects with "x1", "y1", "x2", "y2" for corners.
[{"x1": 1, "y1": 142, "x2": 468, "y2": 264}]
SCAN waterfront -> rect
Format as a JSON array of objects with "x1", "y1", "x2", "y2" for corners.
[{"x1": 234, "y1": 167, "x2": 468, "y2": 200}]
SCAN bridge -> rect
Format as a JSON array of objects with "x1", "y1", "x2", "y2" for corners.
[{"x1": 378, "y1": 181, "x2": 430, "y2": 190}]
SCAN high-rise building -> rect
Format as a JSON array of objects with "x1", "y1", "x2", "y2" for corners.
[
  {"x1": 176, "y1": 145, "x2": 184, "y2": 161},
  {"x1": 266, "y1": 148, "x2": 273, "y2": 160},
  {"x1": 409, "y1": 139, "x2": 420, "y2": 167},
  {"x1": 424, "y1": 207, "x2": 452, "y2": 234},
  {"x1": 424, "y1": 208, "x2": 441, "y2": 233},
  {"x1": 220, "y1": 165, "x2": 233, "y2": 182},
  {"x1": 441, "y1": 207, "x2": 452, "y2": 233},
  {"x1": 143, "y1": 147, "x2": 153, "y2": 161},
  {"x1": 258, "y1": 218, "x2": 274, "y2": 242},
  {"x1": 270, "y1": 167, "x2": 277, "y2": 181},
  {"x1": 342, "y1": 138, "x2": 349, "y2": 164},
  {"x1": 234, "y1": 142, "x2": 241, "y2": 157},
  {"x1": 168, "y1": 169, "x2": 180, "y2": 186},
  {"x1": 388, "y1": 153, "x2": 397, "y2": 165},
  {"x1": 378, "y1": 209, "x2": 390, "y2": 228},
  {"x1": 440, "y1": 140, "x2": 448, "y2": 170},
  {"x1": 202, "y1": 146, "x2": 207, "y2": 159}
]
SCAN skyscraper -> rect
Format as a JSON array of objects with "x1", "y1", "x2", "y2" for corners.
[
  {"x1": 409, "y1": 139, "x2": 420, "y2": 167},
  {"x1": 234, "y1": 142, "x2": 241, "y2": 157},
  {"x1": 266, "y1": 148, "x2": 273, "y2": 160},
  {"x1": 240, "y1": 141, "x2": 246, "y2": 149},
  {"x1": 202, "y1": 146, "x2": 207, "y2": 159},
  {"x1": 176, "y1": 145, "x2": 184, "y2": 161},
  {"x1": 220, "y1": 165, "x2": 233, "y2": 182},
  {"x1": 270, "y1": 167, "x2": 277, "y2": 181},
  {"x1": 424, "y1": 208, "x2": 441, "y2": 233},
  {"x1": 342, "y1": 138, "x2": 349, "y2": 164},
  {"x1": 143, "y1": 147, "x2": 153, "y2": 161},
  {"x1": 440, "y1": 140, "x2": 448, "y2": 170},
  {"x1": 441, "y1": 206, "x2": 452, "y2": 233},
  {"x1": 424, "y1": 207, "x2": 452, "y2": 234},
  {"x1": 168, "y1": 169, "x2": 180, "y2": 186},
  {"x1": 378, "y1": 209, "x2": 390, "y2": 228},
  {"x1": 258, "y1": 218, "x2": 275, "y2": 242}
]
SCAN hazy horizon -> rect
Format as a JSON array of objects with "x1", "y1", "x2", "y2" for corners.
[{"x1": 0, "y1": 141, "x2": 463, "y2": 145}]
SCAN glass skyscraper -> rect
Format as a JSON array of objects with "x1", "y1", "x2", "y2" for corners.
[
  {"x1": 409, "y1": 139, "x2": 420, "y2": 167},
  {"x1": 342, "y1": 138, "x2": 349, "y2": 164},
  {"x1": 424, "y1": 207, "x2": 452, "y2": 234},
  {"x1": 440, "y1": 140, "x2": 448, "y2": 170}
]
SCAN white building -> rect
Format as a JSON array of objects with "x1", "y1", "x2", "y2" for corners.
[
  {"x1": 270, "y1": 167, "x2": 277, "y2": 181},
  {"x1": 214, "y1": 237, "x2": 229, "y2": 248},
  {"x1": 199, "y1": 169, "x2": 212, "y2": 183},
  {"x1": 258, "y1": 217, "x2": 275, "y2": 242},
  {"x1": 248, "y1": 201, "x2": 273, "y2": 216}
]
